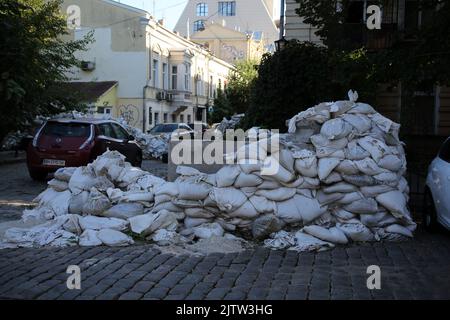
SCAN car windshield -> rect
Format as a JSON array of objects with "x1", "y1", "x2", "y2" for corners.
[
  {"x1": 42, "y1": 122, "x2": 91, "y2": 138},
  {"x1": 150, "y1": 124, "x2": 179, "y2": 134}
]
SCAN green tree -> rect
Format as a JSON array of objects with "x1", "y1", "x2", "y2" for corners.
[
  {"x1": 209, "y1": 59, "x2": 259, "y2": 123},
  {"x1": 0, "y1": 0, "x2": 92, "y2": 140}
]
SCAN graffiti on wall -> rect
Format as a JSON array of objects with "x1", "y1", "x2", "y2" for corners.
[{"x1": 118, "y1": 104, "x2": 139, "y2": 126}]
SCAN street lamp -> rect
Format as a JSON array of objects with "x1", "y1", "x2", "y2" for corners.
[{"x1": 275, "y1": 36, "x2": 288, "y2": 51}]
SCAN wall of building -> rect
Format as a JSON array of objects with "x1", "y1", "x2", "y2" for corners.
[{"x1": 285, "y1": 0, "x2": 321, "y2": 43}]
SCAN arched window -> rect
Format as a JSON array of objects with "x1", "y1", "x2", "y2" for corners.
[
  {"x1": 196, "y1": 3, "x2": 208, "y2": 16},
  {"x1": 193, "y1": 20, "x2": 205, "y2": 32}
]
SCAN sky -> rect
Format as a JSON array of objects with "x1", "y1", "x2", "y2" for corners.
[{"x1": 116, "y1": 0, "x2": 188, "y2": 31}]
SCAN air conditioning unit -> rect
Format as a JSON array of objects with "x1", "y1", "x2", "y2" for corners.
[
  {"x1": 166, "y1": 93, "x2": 174, "y2": 102},
  {"x1": 80, "y1": 60, "x2": 96, "y2": 71},
  {"x1": 156, "y1": 91, "x2": 166, "y2": 100}
]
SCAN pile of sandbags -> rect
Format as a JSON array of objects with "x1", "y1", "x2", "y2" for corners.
[
  {"x1": 0, "y1": 91, "x2": 416, "y2": 252},
  {"x1": 216, "y1": 114, "x2": 245, "y2": 134}
]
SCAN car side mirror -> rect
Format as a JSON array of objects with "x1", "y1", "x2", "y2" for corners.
[{"x1": 128, "y1": 135, "x2": 135, "y2": 141}]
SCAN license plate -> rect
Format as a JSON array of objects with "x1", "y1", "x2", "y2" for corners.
[{"x1": 42, "y1": 159, "x2": 66, "y2": 166}]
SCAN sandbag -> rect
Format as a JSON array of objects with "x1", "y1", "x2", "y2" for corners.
[
  {"x1": 316, "y1": 191, "x2": 344, "y2": 205},
  {"x1": 209, "y1": 187, "x2": 247, "y2": 212},
  {"x1": 233, "y1": 172, "x2": 263, "y2": 188},
  {"x1": 323, "y1": 182, "x2": 358, "y2": 194},
  {"x1": 193, "y1": 222, "x2": 224, "y2": 239},
  {"x1": 294, "y1": 153, "x2": 318, "y2": 178},
  {"x1": 68, "y1": 167, "x2": 97, "y2": 195},
  {"x1": 276, "y1": 195, "x2": 326, "y2": 224},
  {"x1": 184, "y1": 208, "x2": 215, "y2": 219},
  {"x1": 54, "y1": 167, "x2": 77, "y2": 182},
  {"x1": 249, "y1": 195, "x2": 276, "y2": 214},
  {"x1": 344, "y1": 198, "x2": 378, "y2": 214},
  {"x1": 228, "y1": 200, "x2": 259, "y2": 219},
  {"x1": 292, "y1": 231, "x2": 335, "y2": 252},
  {"x1": 342, "y1": 174, "x2": 376, "y2": 187},
  {"x1": 79, "y1": 229, "x2": 102, "y2": 246},
  {"x1": 215, "y1": 165, "x2": 241, "y2": 187},
  {"x1": 184, "y1": 217, "x2": 212, "y2": 228},
  {"x1": 97, "y1": 229, "x2": 134, "y2": 246},
  {"x1": 47, "y1": 178, "x2": 69, "y2": 192},
  {"x1": 335, "y1": 160, "x2": 359, "y2": 175},
  {"x1": 360, "y1": 185, "x2": 395, "y2": 198},
  {"x1": 302, "y1": 225, "x2": 348, "y2": 244},
  {"x1": 357, "y1": 136, "x2": 389, "y2": 162},
  {"x1": 341, "y1": 114, "x2": 372, "y2": 133},
  {"x1": 154, "y1": 182, "x2": 179, "y2": 197},
  {"x1": 344, "y1": 141, "x2": 370, "y2": 160},
  {"x1": 255, "y1": 187, "x2": 296, "y2": 202},
  {"x1": 336, "y1": 222, "x2": 375, "y2": 242},
  {"x1": 129, "y1": 210, "x2": 178, "y2": 236},
  {"x1": 378, "y1": 154, "x2": 403, "y2": 172},
  {"x1": 82, "y1": 188, "x2": 111, "y2": 216},
  {"x1": 336, "y1": 192, "x2": 364, "y2": 205},
  {"x1": 354, "y1": 158, "x2": 385, "y2": 176},
  {"x1": 318, "y1": 157, "x2": 341, "y2": 180},
  {"x1": 252, "y1": 214, "x2": 283, "y2": 240},
  {"x1": 375, "y1": 191, "x2": 409, "y2": 218},
  {"x1": 320, "y1": 118, "x2": 352, "y2": 140},
  {"x1": 78, "y1": 216, "x2": 128, "y2": 231},
  {"x1": 260, "y1": 156, "x2": 295, "y2": 183},
  {"x1": 102, "y1": 203, "x2": 144, "y2": 219},
  {"x1": 177, "y1": 180, "x2": 211, "y2": 200},
  {"x1": 385, "y1": 224, "x2": 413, "y2": 238}
]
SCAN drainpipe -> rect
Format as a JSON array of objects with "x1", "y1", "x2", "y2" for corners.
[
  {"x1": 143, "y1": 85, "x2": 150, "y2": 132},
  {"x1": 279, "y1": 0, "x2": 285, "y2": 39}
]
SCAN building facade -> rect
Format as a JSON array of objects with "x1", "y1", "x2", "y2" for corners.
[
  {"x1": 174, "y1": 0, "x2": 280, "y2": 55},
  {"x1": 62, "y1": 0, "x2": 233, "y2": 132}
]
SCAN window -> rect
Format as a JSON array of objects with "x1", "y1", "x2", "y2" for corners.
[
  {"x1": 98, "y1": 123, "x2": 115, "y2": 138},
  {"x1": 163, "y1": 113, "x2": 168, "y2": 123},
  {"x1": 180, "y1": 114, "x2": 184, "y2": 123},
  {"x1": 439, "y1": 138, "x2": 450, "y2": 163},
  {"x1": 171, "y1": 114, "x2": 177, "y2": 122},
  {"x1": 43, "y1": 122, "x2": 91, "y2": 138},
  {"x1": 193, "y1": 20, "x2": 205, "y2": 32},
  {"x1": 196, "y1": 3, "x2": 208, "y2": 16},
  {"x1": 209, "y1": 76, "x2": 213, "y2": 98},
  {"x1": 152, "y1": 59, "x2": 159, "y2": 88},
  {"x1": 171, "y1": 66, "x2": 178, "y2": 90},
  {"x1": 111, "y1": 123, "x2": 130, "y2": 140},
  {"x1": 97, "y1": 106, "x2": 112, "y2": 115},
  {"x1": 219, "y1": 1, "x2": 236, "y2": 16},
  {"x1": 187, "y1": 114, "x2": 192, "y2": 123},
  {"x1": 148, "y1": 107, "x2": 153, "y2": 125},
  {"x1": 162, "y1": 63, "x2": 168, "y2": 90},
  {"x1": 154, "y1": 112, "x2": 160, "y2": 124},
  {"x1": 184, "y1": 63, "x2": 191, "y2": 91}
]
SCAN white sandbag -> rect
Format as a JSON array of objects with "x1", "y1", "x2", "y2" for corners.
[
  {"x1": 321, "y1": 172, "x2": 343, "y2": 184},
  {"x1": 184, "y1": 217, "x2": 212, "y2": 228},
  {"x1": 336, "y1": 192, "x2": 364, "y2": 205},
  {"x1": 120, "y1": 190, "x2": 154, "y2": 202},
  {"x1": 68, "y1": 166, "x2": 97, "y2": 195},
  {"x1": 257, "y1": 180, "x2": 282, "y2": 190},
  {"x1": 236, "y1": 142, "x2": 268, "y2": 161},
  {"x1": 342, "y1": 174, "x2": 376, "y2": 187},
  {"x1": 344, "y1": 141, "x2": 370, "y2": 160},
  {"x1": 240, "y1": 186, "x2": 257, "y2": 197},
  {"x1": 129, "y1": 210, "x2": 178, "y2": 236},
  {"x1": 92, "y1": 175, "x2": 115, "y2": 192},
  {"x1": 209, "y1": 187, "x2": 247, "y2": 212},
  {"x1": 335, "y1": 160, "x2": 359, "y2": 175},
  {"x1": 107, "y1": 164, "x2": 124, "y2": 182},
  {"x1": 252, "y1": 214, "x2": 283, "y2": 239},
  {"x1": 360, "y1": 211, "x2": 388, "y2": 227},
  {"x1": 36, "y1": 188, "x2": 71, "y2": 217},
  {"x1": 291, "y1": 231, "x2": 335, "y2": 252},
  {"x1": 360, "y1": 185, "x2": 395, "y2": 198},
  {"x1": 97, "y1": 229, "x2": 134, "y2": 246},
  {"x1": 154, "y1": 194, "x2": 172, "y2": 206},
  {"x1": 348, "y1": 102, "x2": 376, "y2": 114},
  {"x1": 331, "y1": 208, "x2": 356, "y2": 220},
  {"x1": 153, "y1": 201, "x2": 183, "y2": 213},
  {"x1": 233, "y1": 172, "x2": 263, "y2": 188},
  {"x1": 294, "y1": 155, "x2": 318, "y2": 178},
  {"x1": 171, "y1": 198, "x2": 203, "y2": 208},
  {"x1": 184, "y1": 208, "x2": 215, "y2": 219},
  {"x1": 238, "y1": 159, "x2": 262, "y2": 174},
  {"x1": 344, "y1": 198, "x2": 378, "y2": 214},
  {"x1": 341, "y1": 114, "x2": 372, "y2": 133},
  {"x1": 78, "y1": 216, "x2": 128, "y2": 231},
  {"x1": 276, "y1": 195, "x2": 326, "y2": 224},
  {"x1": 82, "y1": 188, "x2": 111, "y2": 216},
  {"x1": 117, "y1": 166, "x2": 147, "y2": 185},
  {"x1": 318, "y1": 157, "x2": 341, "y2": 180},
  {"x1": 385, "y1": 224, "x2": 413, "y2": 238},
  {"x1": 302, "y1": 225, "x2": 348, "y2": 244},
  {"x1": 378, "y1": 154, "x2": 403, "y2": 172},
  {"x1": 323, "y1": 182, "x2": 358, "y2": 194},
  {"x1": 357, "y1": 136, "x2": 389, "y2": 162},
  {"x1": 336, "y1": 222, "x2": 375, "y2": 242},
  {"x1": 249, "y1": 196, "x2": 276, "y2": 214},
  {"x1": 311, "y1": 135, "x2": 348, "y2": 158},
  {"x1": 316, "y1": 191, "x2": 344, "y2": 205},
  {"x1": 276, "y1": 149, "x2": 295, "y2": 171},
  {"x1": 375, "y1": 191, "x2": 408, "y2": 218},
  {"x1": 255, "y1": 187, "x2": 296, "y2": 201},
  {"x1": 320, "y1": 118, "x2": 352, "y2": 140},
  {"x1": 228, "y1": 200, "x2": 259, "y2": 219},
  {"x1": 79, "y1": 229, "x2": 102, "y2": 246},
  {"x1": 215, "y1": 165, "x2": 241, "y2": 187},
  {"x1": 177, "y1": 180, "x2": 211, "y2": 200},
  {"x1": 193, "y1": 223, "x2": 224, "y2": 239},
  {"x1": 62, "y1": 214, "x2": 82, "y2": 235},
  {"x1": 260, "y1": 156, "x2": 295, "y2": 183},
  {"x1": 134, "y1": 174, "x2": 165, "y2": 191},
  {"x1": 373, "y1": 172, "x2": 399, "y2": 185},
  {"x1": 47, "y1": 178, "x2": 69, "y2": 192},
  {"x1": 102, "y1": 203, "x2": 145, "y2": 219},
  {"x1": 176, "y1": 166, "x2": 202, "y2": 176},
  {"x1": 154, "y1": 182, "x2": 179, "y2": 197},
  {"x1": 54, "y1": 167, "x2": 77, "y2": 182},
  {"x1": 354, "y1": 158, "x2": 386, "y2": 176},
  {"x1": 90, "y1": 150, "x2": 125, "y2": 177},
  {"x1": 297, "y1": 177, "x2": 321, "y2": 189}
]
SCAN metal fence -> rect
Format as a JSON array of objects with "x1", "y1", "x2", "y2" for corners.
[{"x1": 406, "y1": 170, "x2": 426, "y2": 219}]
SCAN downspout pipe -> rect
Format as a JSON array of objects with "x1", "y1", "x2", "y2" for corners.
[{"x1": 143, "y1": 85, "x2": 150, "y2": 132}]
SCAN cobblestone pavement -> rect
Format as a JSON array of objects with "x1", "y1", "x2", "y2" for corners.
[
  {"x1": 0, "y1": 160, "x2": 167, "y2": 223},
  {"x1": 0, "y1": 229, "x2": 449, "y2": 300}
]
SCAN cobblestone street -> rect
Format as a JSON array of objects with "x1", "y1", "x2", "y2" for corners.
[{"x1": 0, "y1": 162, "x2": 449, "y2": 300}]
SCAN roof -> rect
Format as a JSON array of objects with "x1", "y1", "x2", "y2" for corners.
[
  {"x1": 64, "y1": 81, "x2": 118, "y2": 102},
  {"x1": 48, "y1": 118, "x2": 119, "y2": 125}
]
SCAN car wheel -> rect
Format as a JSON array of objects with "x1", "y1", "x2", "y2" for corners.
[
  {"x1": 423, "y1": 190, "x2": 439, "y2": 232},
  {"x1": 135, "y1": 152, "x2": 142, "y2": 168},
  {"x1": 162, "y1": 153, "x2": 168, "y2": 164},
  {"x1": 29, "y1": 169, "x2": 47, "y2": 181}
]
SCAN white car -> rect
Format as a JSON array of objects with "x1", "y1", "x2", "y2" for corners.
[{"x1": 424, "y1": 137, "x2": 450, "y2": 231}]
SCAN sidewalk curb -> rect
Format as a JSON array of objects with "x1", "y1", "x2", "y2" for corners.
[{"x1": 0, "y1": 158, "x2": 26, "y2": 166}]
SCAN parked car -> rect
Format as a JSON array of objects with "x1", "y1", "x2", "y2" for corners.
[
  {"x1": 148, "y1": 123, "x2": 194, "y2": 163},
  {"x1": 424, "y1": 136, "x2": 450, "y2": 231},
  {"x1": 187, "y1": 122, "x2": 209, "y2": 135},
  {"x1": 27, "y1": 118, "x2": 142, "y2": 180}
]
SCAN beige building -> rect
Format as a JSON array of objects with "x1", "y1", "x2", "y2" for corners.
[
  {"x1": 62, "y1": 0, "x2": 233, "y2": 131},
  {"x1": 175, "y1": 0, "x2": 280, "y2": 56}
]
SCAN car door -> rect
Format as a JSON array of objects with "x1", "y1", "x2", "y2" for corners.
[
  {"x1": 97, "y1": 122, "x2": 122, "y2": 154},
  {"x1": 430, "y1": 138, "x2": 450, "y2": 228},
  {"x1": 110, "y1": 122, "x2": 135, "y2": 161}
]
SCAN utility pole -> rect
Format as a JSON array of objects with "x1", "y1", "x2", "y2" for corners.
[{"x1": 279, "y1": 0, "x2": 285, "y2": 39}]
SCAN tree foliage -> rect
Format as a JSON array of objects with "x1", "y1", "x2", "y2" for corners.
[{"x1": 0, "y1": 0, "x2": 92, "y2": 139}]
